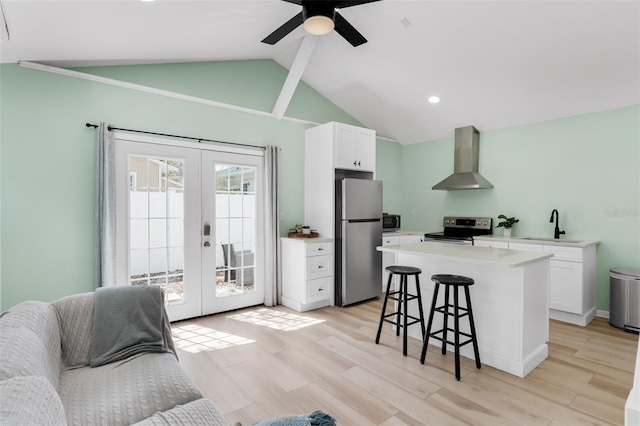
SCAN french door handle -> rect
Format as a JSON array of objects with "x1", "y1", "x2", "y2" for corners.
[{"x1": 203, "y1": 241, "x2": 211, "y2": 248}]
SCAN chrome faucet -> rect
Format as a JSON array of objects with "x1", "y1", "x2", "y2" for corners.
[{"x1": 549, "y1": 209, "x2": 566, "y2": 239}]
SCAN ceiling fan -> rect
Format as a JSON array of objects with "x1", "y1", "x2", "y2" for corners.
[{"x1": 262, "y1": 0, "x2": 381, "y2": 47}]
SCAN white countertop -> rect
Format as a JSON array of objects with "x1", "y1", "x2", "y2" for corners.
[
  {"x1": 474, "y1": 235, "x2": 600, "y2": 248},
  {"x1": 281, "y1": 236, "x2": 333, "y2": 243},
  {"x1": 383, "y1": 230, "x2": 427, "y2": 237},
  {"x1": 377, "y1": 241, "x2": 553, "y2": 268}
]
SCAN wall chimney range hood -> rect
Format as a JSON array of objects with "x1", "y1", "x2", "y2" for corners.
[{"x1": 432, "y1": 126, "x2": 494, "y2": 191}]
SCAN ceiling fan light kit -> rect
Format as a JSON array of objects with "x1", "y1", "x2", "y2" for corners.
[
  {"x1": 303, "y1": 15, "x2": 335, "y2": 35},
  {"x1": 262, "y1": 0, "x2": 381, "y2": 47}
]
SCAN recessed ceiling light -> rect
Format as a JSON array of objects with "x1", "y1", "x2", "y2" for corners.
[{"x1": 428, "y1": 96, "x2": 440, "y2": 104}]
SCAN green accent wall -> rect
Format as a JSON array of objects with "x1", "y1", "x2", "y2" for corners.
[
  {"x1": 400, "y1": 105, "x2": 640, "y2": 311},
  {"x1": 0, "y1": 60, "x2": 362, "y2": 310},
  {"x1": 376, "y1": 139, "x2": 403, "y2": 214}
]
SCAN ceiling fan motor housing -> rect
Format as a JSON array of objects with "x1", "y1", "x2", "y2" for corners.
[{"x1": 302, "y1": 1, "x2": 337, "y2": 22}]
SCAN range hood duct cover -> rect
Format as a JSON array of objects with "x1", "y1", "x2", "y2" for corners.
[{"x1": 432, "y1": 126, "x2": 494, "y2": 191}]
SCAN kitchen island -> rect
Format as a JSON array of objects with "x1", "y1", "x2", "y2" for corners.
[{"x1": 377, "y1": 241, "x2": 553, "y2": 378}]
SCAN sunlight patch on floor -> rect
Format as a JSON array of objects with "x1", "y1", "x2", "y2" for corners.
[
  {"x1": 172, "y1": 323, "x2": 255, "y2": 353},
  {"x1": 227, "y1": 308, "x2": 325, "y2": 331}
]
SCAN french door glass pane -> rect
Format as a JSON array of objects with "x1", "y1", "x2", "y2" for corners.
[
  {"x1": 129, "y1": 156, "x2": 185, "y2": 305},
  {"x1": 214, "y1": 164, "x2": 257, "y2": 298}
]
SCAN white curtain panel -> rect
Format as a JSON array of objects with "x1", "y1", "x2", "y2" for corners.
[
  {"x1": 264, "y1": 146, "x2": 282, "y2": 306},
  {"x1": 96, "y1": 123, "x2": 117, "y2": 287}
]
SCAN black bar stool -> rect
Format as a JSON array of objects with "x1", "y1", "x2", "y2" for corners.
[
  {"x1": 375, "y1": 265, "x2": 426, "y2": 356},
  {"x1": 420, "y1": 274, "x2": 481, "y2": 380}
]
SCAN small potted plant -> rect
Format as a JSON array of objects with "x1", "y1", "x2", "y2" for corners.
[{"x1": 496, "y1": 214, "x2": 519, "y2": 237}]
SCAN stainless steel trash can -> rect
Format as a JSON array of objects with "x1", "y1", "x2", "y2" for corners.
[{"x1": 609, "y1": 268, "x2": 640, "y2": 333}]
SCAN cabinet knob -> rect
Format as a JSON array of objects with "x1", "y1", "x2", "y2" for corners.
[
  {"x1": 318, "y1": 247, "x2": 324, "y2": 251},
  {"x1": 358, "y1": 161, "x2": 361, "y2": 166},
  {"x1": 318, "y1": 265, "x2": 324, "y2": 269},
  {"x1": 318, "y1": 288, "x2": 324, "y2": 292},
  {"x1": 353, "y1": 161, "x2": 357, "y2": 166}
]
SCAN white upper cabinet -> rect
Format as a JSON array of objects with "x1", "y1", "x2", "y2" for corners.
[
  {"x1": 305, "y1": 122, "x2": 377, "y2": 237},
  {"x1": 333, "y1": 123, "x2": 376, "y2": 172}
]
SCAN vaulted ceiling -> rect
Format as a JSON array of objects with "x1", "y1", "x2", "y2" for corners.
[{"x1": 1, "y1": 0, "x2": 638, "y2": 144}]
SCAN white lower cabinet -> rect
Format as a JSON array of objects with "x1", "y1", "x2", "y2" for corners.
[
  {"x1": 544, "y1": 244, "x2": 596, "y2": 325},
  {"x1": 549, "y1": 259, "x2": 583, "y2": 314},
  {"x1": 281, "y1": 238, "x2": 333, "y2": 312},
  {"x1": 503, "y1": 241, "x2": 596, "y2": 326}
]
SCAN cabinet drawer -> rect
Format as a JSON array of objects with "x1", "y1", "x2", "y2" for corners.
[
  {"x1": 306, "y1": 276, "x2": 332, "y2": 301},
  {"x1": 306, "y1": 255, "x2": 333, "y2": 280},
  {"x1": 306, "y1": 242, "x2": 333, "y2": 257},
  {"x1": 543, "y1": 245, "x2": 582, "y2": 262},
  {"x1": 509, "y1": 242, "x2": 543, "y2": 252},
  {"x1": 382, "y1": 236, "x2": 399, "y2": 246},
  {"x1": 399, "y1": 235, "x2": 423, "y2": 244}
]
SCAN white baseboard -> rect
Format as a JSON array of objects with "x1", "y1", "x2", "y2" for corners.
[
  {"x1": 550, "y1": 308, "x2": 596, "y2": 326},
  {"x1": 597, "y1": 310, "x2": 610, "y2": 319}
]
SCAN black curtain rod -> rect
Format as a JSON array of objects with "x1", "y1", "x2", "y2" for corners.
[{"x1": 85, "y1": 123, "x2": 266, "y2": 150}]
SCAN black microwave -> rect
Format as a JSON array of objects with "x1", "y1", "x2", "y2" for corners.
[{"x1": 382, "y1": 214, "x2": 401, "y2": 231}]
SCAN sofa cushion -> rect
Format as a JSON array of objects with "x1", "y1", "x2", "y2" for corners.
[
  {"x1": 0, "y1": 375, "x2": 67, "y2": 426},
  {"x1": 0, "y1": 326, "x2": 61, "y2": 389},
  {"x1": 59, "y1": 352, "x2": 202, "y2": 426},
  {"x1": 0, "y1": 300, "x2": 62, "y2": 388},
  {"x1": 52, "y1": 292, "x2": 94, "y2": 368},
  {"x1": 132, "y1": 398, "x2": 229, "y2": 426}
]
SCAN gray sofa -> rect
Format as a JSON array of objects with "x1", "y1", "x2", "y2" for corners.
[{"x1": 0, "y1": 292, "x2": 229, "y2": 426}]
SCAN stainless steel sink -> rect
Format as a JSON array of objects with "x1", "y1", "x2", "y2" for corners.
[{"x1": 519, "y1": 237, "x2": 584, "y2": 244}]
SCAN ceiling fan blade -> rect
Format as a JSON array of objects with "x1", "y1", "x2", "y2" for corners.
[
  {"x1": 335, "y1": 0, "x2": 381, "y2": 9},
  {"x1": 334, "y1": 11, "x2": 367, "y2": 47},
  {"x1": 261, "y1": 12, "x2": 304, "y2": 45}
]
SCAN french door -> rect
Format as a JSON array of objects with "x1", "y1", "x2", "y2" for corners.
[{"x1": 115, "y1": 135, "x2": 264, "y2": 321}]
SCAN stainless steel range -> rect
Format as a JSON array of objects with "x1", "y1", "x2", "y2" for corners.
[{"x1": 423, "y1": 217, "x2": 493, "y2": 245}]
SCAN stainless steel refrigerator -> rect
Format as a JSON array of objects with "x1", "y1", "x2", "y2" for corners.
[{"x1": 335, "y1": 178, "x2": 383, "y2": 306}]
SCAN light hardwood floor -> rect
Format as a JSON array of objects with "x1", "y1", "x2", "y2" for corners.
[{"x1": 172, "y1": 298, "x2": 638, "y2": 425}]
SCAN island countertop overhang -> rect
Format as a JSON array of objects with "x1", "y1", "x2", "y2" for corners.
[{"x1": 377, "y1": 241, "x2": 553, "y2": 268}]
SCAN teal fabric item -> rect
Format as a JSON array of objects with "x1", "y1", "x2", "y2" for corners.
[
  {"x1": 245, "y1": 411, "x2": 336, "y2": 426},
  {"x1": 308, "y1": 411, "x2": 336, "y2": 426},
  {"x1": 249, "y1": 415, "x2": 309, "y2": 426}
]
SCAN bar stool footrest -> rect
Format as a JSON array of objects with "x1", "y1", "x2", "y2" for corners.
[
  {"x1": 435, "y1": 304, "x2": 470, "y2": 318},
  {"x1": 429, "y1": 328, "x2": 475, "y2": 348},
  {"x1": 381, "y1": 315, "x2": 423, "y2": 328}
]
